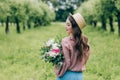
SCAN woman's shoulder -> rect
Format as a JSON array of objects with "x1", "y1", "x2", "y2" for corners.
[
  {"x1": 61, "y1": 36, "x2": 70, "y2": 48},
  {"x1": 62, "y1": 36, "x2": 70, "y2": 42}
]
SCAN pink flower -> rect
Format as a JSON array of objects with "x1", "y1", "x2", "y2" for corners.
[{"x1": 51, "y1": 49, "x2": 60, "y2": 53}]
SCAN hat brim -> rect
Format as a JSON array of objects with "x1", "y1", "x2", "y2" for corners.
[{"x1": 69, "y1": 13, "x2": 86, "y2": 29}]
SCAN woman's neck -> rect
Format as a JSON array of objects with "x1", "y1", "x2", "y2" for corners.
[{"x1": 69, "y1": 33, "x2": 74, "y2": 40}]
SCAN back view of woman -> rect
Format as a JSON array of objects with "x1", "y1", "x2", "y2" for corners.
[{"x1": 54, "y1": 13, "x2": 90, "y2": 80}]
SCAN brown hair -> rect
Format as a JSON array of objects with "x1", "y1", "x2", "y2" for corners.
[{"x1": 68, "y1": 15, "x2": 88, "y2": 58}]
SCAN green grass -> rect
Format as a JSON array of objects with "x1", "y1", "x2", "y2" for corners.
[{"x1": 0, "y1": 22, "x2": 120, "y2": 80}]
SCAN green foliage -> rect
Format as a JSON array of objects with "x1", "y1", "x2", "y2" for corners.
[
  {"x1": 0, "y1": 22, "x2": 120, "y2": 80},
  {"x1": 76, "y1": 0, "x2": 100, "y2": 23},
  {"x1": 0, "y1": 0, "x2": 55, "y2": 27},
  {"x1": 114, "y1": 0, "x2": 120, "y2": 10},
  {"x1": 40, "y1": 2, "x2": 55, "y2": 25},
  {"x1": 0, "y1": 1, "x2": 10, "y2": 21},
  {"x1": 100, "y1": 0, "x2": 116, "y2": 17},
  {"x1": 9, "y1": 0, "x2": 26, "y2": 22},
  {"x1": 76, "y1": 0, "x2": 116, "y2": 23},
  {"x1": 43, "y1": 0, "x2": 86, "y2": 21}
]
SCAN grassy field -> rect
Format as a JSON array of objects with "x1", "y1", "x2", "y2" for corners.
[{"x1": 0, "y1": 22, "x2": 120, "y2": 80}]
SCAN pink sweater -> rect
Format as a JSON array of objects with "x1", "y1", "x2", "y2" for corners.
[{"x1": 54, "y1": 35, "x2": 90, "y2": 77}]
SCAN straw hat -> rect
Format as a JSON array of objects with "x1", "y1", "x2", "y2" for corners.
[{"x1": 71, "y1": 13, "x2": 86, "y2": 29}]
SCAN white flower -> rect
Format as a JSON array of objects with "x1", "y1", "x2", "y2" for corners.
[
  {"x1": 46, "y1": 39, "x2": 55, "y2": 47},
  {"x1": 47, "y1": 51, "x2": 58, "y2": 58},
  {"x1": 52, "y1": 43, "x2": 59, "y2": 49}
]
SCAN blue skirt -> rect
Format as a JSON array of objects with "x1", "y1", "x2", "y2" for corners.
[{"x1": 56, "y1": 70, "x2": 83, "y2": 80}]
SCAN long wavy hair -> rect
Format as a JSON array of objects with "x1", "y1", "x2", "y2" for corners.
[{"x1": 68, "y1": 15, "x2": 88, "y2": 58}]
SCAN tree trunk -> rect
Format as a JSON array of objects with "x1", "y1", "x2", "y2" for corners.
[
  {"x1": 89, "y1": 20, "x2": 93, "y2": 25},
  {"x1": 93, "y1": 20, "x2": 97, "y2": 27},
  {"x1": 109, "y1": 15, "x2": 114, "y2": 32},
  {"x1": 117, "y1": 11, "x2": 120, "y2": 36},
  {"x1": 101, "y1": 15, "x2": 107, "y2": 30},
  {"x1": 27, "y1": 20, "x2": 31, "y2": 29},
  {"x1": 1, "y1": 20, "x2": 4, "y2": 27},
  {"x1": 34, "y1": 19, "x2": 38, "y2": 28},
  {"x1": 23, "y1": 22, "x2": 25, "y2": 30},
  {"x1": 15, "y1": 16, "x2": 20, "y2": 33},
  {"x1": 5, "y1": 16, "x2": 9, "y2": 34}
]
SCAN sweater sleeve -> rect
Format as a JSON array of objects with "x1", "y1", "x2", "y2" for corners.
[{"x1": 54, "y1": 38, "x2": 71, "y2": 77}]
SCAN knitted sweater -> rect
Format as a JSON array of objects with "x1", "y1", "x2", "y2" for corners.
[{"x1": 54, "y1": 35, "x2": 90, "y2": 77}]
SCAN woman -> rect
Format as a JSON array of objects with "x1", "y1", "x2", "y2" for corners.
[{"x1": 55, "y1": 13, "x2": 90, "y2": 80}]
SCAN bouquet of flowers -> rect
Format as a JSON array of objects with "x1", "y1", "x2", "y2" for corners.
[{"x1": 40, "y1": 38, "x2": 64, "y2": 67}]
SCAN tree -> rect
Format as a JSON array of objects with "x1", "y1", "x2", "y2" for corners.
[
  {"x1": 114, "y1": 0, "x2": 120, "y2": 36},
  {"x1": 0, "y1": 1, "x2": 10, "y2": 34},
  {"x1": 23, "y1": 0, "x2": 44, "y2": 28},
  {"x1": 100, "y1": 0, "x2": 116, "y2": 32},
  {"x1": 76, "y1": 0, "x2": 100, "y2": 27},
  {"x1": 0, "y1": 0, "x2": 55, "y2": 34},
  {"x1": 76, "y1": 0, "x2": 116, "y2": 32},
  {"x1": 0, "y1": 2, "x2": 5, "y2": 27},
  {"x1": 9, "y1": 0, "x2": 27, "y2": 33},
  {"x1": 42, "y1": 0, "x2": 87, "y2": 21}
]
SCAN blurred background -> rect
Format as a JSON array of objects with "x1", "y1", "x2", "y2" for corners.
[
  {"x1": 0, "y1": 0, "x2": 120, "y2": 35},
  {"x1": 0, "y1": 0, "x2": 120, "y2": 80}
]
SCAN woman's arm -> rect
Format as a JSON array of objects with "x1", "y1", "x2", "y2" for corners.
[{"x1": 54, "y1": 38, "x2": 71, "y2": 77}]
